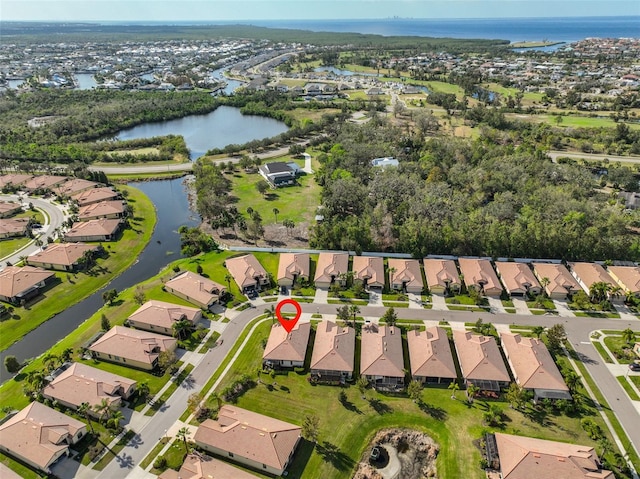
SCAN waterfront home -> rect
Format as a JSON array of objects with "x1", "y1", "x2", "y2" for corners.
[
  {"x1": 0, "y1": 265, "x2": 55, "y2": 304},
  {"x1": 22, "y1": 175, "x2": 67, "y2": 193},
  {"x1": 262, "y1": 321, "x2": 311, "y2": 369},
  {"x1": 128, "y1": 300, "x2": 202, "y2": 335},
  {"x1": 423, "y1": 258, "x2": 461, "y2": 295},
  {"x1": 52, "y1": 178, "x2": 99, "y2": 197},
  {"x1": 457, "y1": 258, "x2": 503, "y2": 297},
  {"x1": 452, "y1": 330, "x2": 510, "y2": 391},
  {"x1": 407, "y1": 326, "x2": 457, "y2": 384},
  {"x1": 78, "y1": 200, "x2": 126, "y2": 221},
  {"x1": 494, "y1": 262, "x2": 541, "y2": 297},
  {"x1": 72, "y1": 187, "x2": 120, "y2": 206},
  {"x1": 314, "y1": 252, "x2": 349, "y2": 289},
  {"x1": 387, "y1": 258, "x2": 423, "y2": 294},
  {"x1": 63, "y1": 218, "x2": 123, "y2": 242},
  {"x1": 225, "y1": 254, "x2": 270, "y2": 294},
  {"x1": 352, "y1": 255, "x2": 385, "y2": 290},
  {"x1": 310, "y1": 320, "x2": 355, "y2": 384},
  {"x1": 26, "y1": 243, "x2": 100, "y2": 272},
  {"x1": 277, "y1": 253, "x2": 310, "y2": 287},
  {"x1": 258, "y1": 162, "x2": 300, "y2": 187},
  {"x1": 531, "y1": 262, "x2": 581, "y2": 299},
  {"x1": 361, "y1": 324, "x2": 405, "y2": 391},
  {"x1": 607, "y1": 265, "x2": 640, "y2": 299},
  {"x1": 164, "y1": 271, "x2": 226, "y2": 309},
  {"x1": 159, "y1": 453, "x2": 261, "y2": 479}
]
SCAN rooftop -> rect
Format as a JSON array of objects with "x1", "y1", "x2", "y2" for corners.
[{"x1": 310, "y1": 320, "x2": 355, "y2": 373}]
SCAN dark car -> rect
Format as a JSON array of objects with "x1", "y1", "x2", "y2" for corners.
[
  {"x1": 280, "y1": 286, "x2": 288, "y2": 295},
  {"x1": 629, "y1": 363, "x2": 640, "y2": 371},
  {"x1": 247, "y1": 289, "x2": 258, "y2": 299}
]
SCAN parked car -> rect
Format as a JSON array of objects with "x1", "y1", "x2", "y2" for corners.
[
  {"x1": 280, "y1": 286, "x2": 288, "y2": 295},
  {"x1": 629, "y1": 363, "x2": 640, "y2": 371}
]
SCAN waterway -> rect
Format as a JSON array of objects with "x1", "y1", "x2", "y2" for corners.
[
  {"x1": 75, "y1": 73, "x2": 98, "y2": 90},
  {"x1": 314, "y1": 66, "x2": 381, "y2": 77}
]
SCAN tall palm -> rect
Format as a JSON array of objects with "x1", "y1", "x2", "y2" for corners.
[
  {"x1": 532, "y1": 326, "x2": 545, "y2": 339},
  {"x1": 349, "y1": 304, "x2": 360, "y2": 326},
  {"x1": 539, "y1": 277, "x2": 550, "y2": 296},
  {"x1": 448, "y1": 380, "x2": 460, "y2": 399},
  {"x1": 93, "y1": 398, "x2": 113, "y2": 424},
  {"x1": 137, "y1": 381, "x2": 150, "y2": 402},
  {"x1": 172, "y1": 319, "x2": 193, "y2": 341},
  {"x1": 564, "y1": 371, "x2": 581, "y2": 394},
  {"x1": 176, "y1": 427, "x2": 191, "y2": 455},
  {"x1": 264, "y1": 305, "x2": 276, "y2": 324},
  {"x1": 621, "y1": 328, "x2": 636, "y2": 346},
  {"x1": 26, "y1": 370, "x2": 46, "y2": 391},
  {"x1": 42, "y1": 353, "x2": 59, "y2": 372},
  {"x1": 466, "y1": 383, "x2": 480, "y2": 404},
  {"x1": 210, "y1": 391, "x2": 222, "y2": 410},
  {"x1": 78, "y1": 402, "x2": 95, "y2": 434},
  {"x1": 108, "y1": 410, "x2": 125, "y2": 431}
]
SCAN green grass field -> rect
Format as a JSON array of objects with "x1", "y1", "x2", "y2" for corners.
[
  {"x1": 425, "y1": 81, "x2": 466, "y2": 99},
  {"x1": 0, "y1": 236, "x2": 32, "y2": 257}
]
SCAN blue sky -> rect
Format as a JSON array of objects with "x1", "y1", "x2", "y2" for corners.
[{"x1": 2, "y1": 0, "x2": 638, "y2": 21}]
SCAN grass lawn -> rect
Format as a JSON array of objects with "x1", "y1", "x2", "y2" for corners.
[
  {"x1": 0, "y1": 236, "x2": 31, "y2": 256},
  {"x1": 592, "y1": 341, "x2": 615, "y2": 363},
  {"x1": 603, "y1": 336, "x2": 637, "y2": 364},
  {"x1": 94, "y1": 430, "x2": 136, "y2": 470},
  {"x1": 145, "y1": 364, "x2": 195, "y2": 416},
  {"x1": 0, "y1": 452, "x2": 46, "y2": 478},
  {"x1": 150, "y1": 440, "x2": 188, "y2": 475},
  {"x1": 630, "y1": 376, "x2": 640, "y2": 390},
  {"x1": 526, "y1": 298, "x2": 556, "y2": 310},
  {"x1": 13, "y1": 209, "x2": 45, "y2": 224},
  {"x1": 484, "y1": 82, "x2": 519, "y2": 97},
  {"x1": 617, "y1": 376, "x2": 640, "y2": 401},
  {"x1": 139, "y1": 437, "x2": 170, "y2": 469},
  {"x1": 425, "y1": 81, "x2": 465, "y2": 99}
]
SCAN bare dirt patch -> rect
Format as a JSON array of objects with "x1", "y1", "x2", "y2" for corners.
[{"x1": 202, "y1": 222, "x2": 311, "y2": 249}]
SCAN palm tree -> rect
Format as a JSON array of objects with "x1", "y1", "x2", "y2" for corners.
[
  {"x1": 273, "y1": 207, "x2": 279, "y2": 224},
  {"x1": 532, "y1": 326, "x2": 545, "y2": 339},
  {"x1": 93, "y1": 398, "x2": 113, "y2": 424},
  {"x1": 172, "y1": 319, "x2": 193, "y2": 341},
  {"x1": 539, "y1": 277, "x2": 550, "y2": 296},
  {"x1": 483, "y1": 404, "x2": 503, "y2": 426},
  {"x1": 176, "y1": 427, "x2": 191, "y2": 455},
  {"x1": 78, "y1": 402, "x2": 95, "y2": 434},
  {"x1": 264, "y1": 305, "x2": 276, "y2": 324},
  {"x1": 348, "y1": 304, "x2": 360, "y2": 326},
  {"x1": 621, "y1": 328, "x2": 636, "y2": 346},
  {"x1": 224, "y1": 273, "x2": 232, "y2": 291},
  {"x1": 564, "y1": 371, "x2": 581, "y2": 394},
  {"x1": 589, "y1": 281, "x2": 612, "y2": 304},
  {"x1": 448, "y1": 380, "x2": 460, "y2": 400},
  {"x1": 42, "y1": 353, "x2": 59, "y2": 372},
  {"x1": 137, "y1": 381, "x2": 150, "y2": 403},
  {"x1": 356, "y1": 377, "x2": 369, "y2": 398},
  {"x1": 466, "y1": 383, "x2": 480, "y2": 404},
  {"x1": 60, "y1": 347, "x2": 74, "y2": 363},
  {"x1": 407, "y1": 380, "x2": 423, "y2": 403},
  {"x1": 210, "y1": 391, "x2": 222, "y2": 410},
  {"x1": 107, "y1": 410, "x2": 125, "y2": 431}
]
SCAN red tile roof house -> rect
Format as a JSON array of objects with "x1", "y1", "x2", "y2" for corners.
[
  {"x1": 500, "y1": 333, "x2": 571, "y2": 401},
  {"x1": 159, "y1": 453, "x2": 261, "y2": 479},
  {"x1": 457, "y1": 258, "x2": 504, "y2": 297},
  {"x1": 0, "y1": 402, "x2": 87, "y2": 474},
  {"x1": 310, "y1": 320, "x2": 355, "y2": 384},
  {"x1": 0, "y1": 200, "x2": 22, "y2": 218},
  {"x1": 225, "y1": 254, "x2": 270, "y2": 294},
  {"x1": 42, "y1": 362, "x2": 137, "y2": 416},
  {"x1": 569, "y1": 262, "x2": 621, "y2": 302},
  {"x1": 26, "y1": 242, "x2": 101, "y2": 272},
  {"x1": 423, "y1": 258, "x2": 461, "y2": 295},
  {"x1": 0, "y1": 174, "x2": 33, "y2": 189},
  {"x1": 164, "y1": 271, "x2": 226, "y2": 310},
  {"x1": 78, "y1": 200, "x2": 126, "y2": 221},
  {"x1": 607, "y1": 265, "x2": 640, "y2": 299},
  {"x1": 352, "y1": 255, "x2": 385, "y2": 290},
  {"x1": 487, "y1": 433, "x2": 613, "y2": 479},
  {"x1": 194, "y1": 405, "x2": 302, "y2": 477},
  {"x1": 262, "y1": 321, "x2": 311, "y2": 369},
  {"x1": 452, "y1": 330, "x2": 511, "y2": 392},
  {"x1": 72, "y1": 186, "x2": 120, "y2": 206},
  {"x1": 88, "y1": 326, "x2": 177, "y2": 371},
  {"x1": 0, "y1": 217, "x2": 30, "y2": 239},
  {"x1": 52, "y1": 178, "x2": 99, "y2": 197},
  {"x1": 407, "y1": 326, "x2": 457, "y2": 384},
  {"x1": 21, "y1": 175, "x2": 67, "y2": 193},
  {"x1": 63, "y1": 218, "x2": 123, "y2": 242},
  {"x1": 314, "y1": 252, "x2": 349, "y2": 289},
  {"x1": 361, "y1": 324, "x2": 405, "y2": 391},
  {"x1": 494, "y1": 261, "x2": 541, "y2": 297},
  {"x1": 387, "y1": 258, "x2": 423, "y2": 294},
  {"x1": 128, "y1": 300, "x2": 202, "y2": 336},
  {"x1": 277, "y1": 252, "x2": 310, "y2": 287},
  {"x1": 0, "y1": 265, "x2": 55, "y2": 304},
  {"x1": 532, "y1": 262, "x2": 581, "y2": 299}
]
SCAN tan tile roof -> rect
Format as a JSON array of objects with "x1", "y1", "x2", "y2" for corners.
[
  {"x1": 532, "y1": 263, "x2": 581, "y2": 296},
  {"x1": 494, "y1": 433, "x2": 614, "y2": 479},
  {"x1": 495, "y1": 262, "x2": 541, "y2": 295},
  {"x1": 43, "y1": 362, "x2": 136, "y2": 410},
  {"x1": 352, "y1": 256, "x2": 385, "y2": 286},
  {"x1": 0, "y1": 217, "x2": 30, "y2": 235},
  {"x1": 310, "y1": 320, "x2": 355, "y2": 373},
  {"x1": 22, "y1": 175, "x2": 67, "y2": 191},
  {"x1": 0, "y1": 174, "x2": 33, "y2": 187},
  {"x1": 500, "y1": 333, "x2": 569, "y2": 393},
  {"x1": 128, "y1": 300, "x2": 201, "y2": 331},
  {"x1": 388, "y1": 258, "x2": 423, "y2": 290},
  {"x1": 277, "y1": 253, "x2": 310, "y2": 282},
  {"x1": 607, "y1": 266, "x2": 640, "y2": 294},
  {"x1": 0, "y1": 402, "x2": 85, "y2": 470},
  {"x1": 407, "y1": 327, "x2": 456, "y2": 379},
  {"x1": 78, "y1": 200, "x2": 125, "y2": 220},
  {"x1": 53, "y1": 178, "x2": 99, "y2": 196},
  {"x1": 64, "y1": 218, "x2": 122, "y2": 239},
  {"x1": 27, "y1": 243, "x2": 99, "y2": 268},
  {"x1": 89, "y1": 326, "x2": 176, "y2": 366},
  {"x1": 0, "y1": 201, "x2": 22, "y2": 216},
  {"x1": 458, "y1": 258, "x2": 503, "y2": 295},
  {"x1": 0, "y1": 266, "x2": 55, "y2": 299},
  {"x1": 314, "y1": 252, "x2": 349, "y2": 283},
  {"x1": 568, "y1": 262, "x2": 616, "y2": 290},
  {"x1": 226, "y1": 254, "x2": 269, "y2": 289},
  {"x1": 423, "y1": 259, "x2": 461, "y2": 290},
  {"x1": 263, "y1": 322, "x2": 311, "y2": 362},
  {"x1": 194, "y1": 405, "x2": 301, "y2": 472},
  {"x1": 72, "y1": 187, "x2": 119, "y2": 206},
  {"x1": 452, "y1": 330, "x2": 510, "y2": 383},
  {"x1": 165, "y1": 271, "x2": 225, "y2": 307},
  {"x1": 360, "y1": 324, "x2": 405, "y2": 378},
  {"x1": 161, "y1": 453, "x2": 261, "y2": 479}
]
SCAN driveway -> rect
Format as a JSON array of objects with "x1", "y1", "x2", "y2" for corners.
[
  {"x1": 553, "y1": 299, "x2": 576, "y2": 317},
  {"x1": 407, "y1": 293, "x2": 423, "y2": 309},
  {"x1": 512, "y1": 298, "x2": 530, "y2": 315},
  {"x1": 314, "y1": 288, "x2": 329, "y2": 304},
  {"x1": 368, "y1": 289, "x2": 384, "y2": 307},
  {"x1": 430, "y1": 294, "x2": 448, "y2": 311},
  {"x1": 487, "y1": 297, "x2": 505, "y2": 314}
]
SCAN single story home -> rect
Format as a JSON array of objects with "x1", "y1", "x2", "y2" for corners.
[
  {"x1": 22, "y1": 175, "x2": 67, "y2": 192},
  {"x1": 500, "y1": 333, "x2": 571, "y2": 401},
  {"x1": 164, "y1": 271, "x2": 226, "y2": 309},
  {"x1": 352, "y1": 255, "x2": 385, "y2": 289},
  {"x1": 607, "y1": 265, "x2": 640, "y2": 299},
  {"x1": 78, "y1": 200, "x2": 126, "y2": 221},
  {"x1": 26, "y1": 243, "x2": 101, "y2": 272},
  {"x1": 310, "y1": 320, "x2": 355, "y2": 384},
  {"x1": 494, "y1": 262, "x2": 541, "y2": 297},
  {"x1": 423, "y1": 258, "x2": 461, "y2": 295},
  {"x1": 0, "y1": 174, "x2": 33, "y2": 189},
  {"x1": 314, "y1": 252, "x2": 349, "y2": 289},
  {"x1": 0, "y1": 201, "x2": 22, "y2": 218},
  {"x1": 53, "y1": 178, "x2": 99, "y2": 197},
  {"x1": 277, "y1": 253, "x2": 310, "y2": 287},
  {"x1": 0, "y1": 402, "x2": 86, "y2": 474},
  {"x1": 262, "y1": 321, "x2": 311, "y2": 369},
  {"x1": 569, "y1": 262, "x2": 619, "y2": 301},
  {"x1": 531, "y1": 263, "x2": 581, "y2": 299},
  {"x1": 72, "y1": 187, "x2": 120, "y2": 206},
  {"x1": 159, "y1": 453, "x2": 261, "y2": 479},
  {"x1": 0, "y1": 217, "x2": 30, "y2": 239},
  {"x1": 457, "y1": 258, "x2": 503, "y2": 297},
  {"x1": 42, "y1": 362, "x2": 137, "y2": 415},
  {"x1": 194, "y1": 405, "x2": 301, "y2": 477},
  {"x1": 63, "y1": 218, "x2": 123, "y2": 242},
  {"x1": 371, "y1": 157, "x2": 399, "y2": 168},
  {"x1": 361, "y1": 324, "x2": 405, "y2": 391},
  {"x1": 89, "y1": 326, "x2": 177, "y2": 371},
  {"x1": 225, "y1": 254, "x2": 270, "y2": 294},
  {"x1": 128, "y1": 300, "x2": 202, "y2": 335},
  {"x1": 0, "y1": 265, "x2": 55, "y2": 304},
  {"x1": 258, "y1": 162, "x2": 300, "y2": 187},
  {"x1": 407, "y1": 326, "x2": 457, "y2": 384},
  {"x1": 388, "y1": 258, "x2": 423, "y2": 294},
  {"x1": 453, "y1": 330, "x2": 510, "y2": 391}
]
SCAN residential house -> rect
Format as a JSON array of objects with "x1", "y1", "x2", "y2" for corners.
[
  {"x1": 607, "y1": 266, "x2": 640, "y2": 299},
  {"x1": 310, "y1": 320, "x2": 355, "y2": 384},
  {"x1": 500, "y1": 333, "x2": 571, "y2": 401},
  {"x1": 0, "y1": 402, "x2": 86, "y2": 474},
  {"x1": 495, "y1": 262, "x2": 541, "y2": 297},
  {"x1": 360, "y1": 324, "x2": 405, "y2": 390},
  {"x1": 72, "y1": 187, "x2": 120, "y2": 206},
  {"x1": 194, "y1": 405, "x2": 301, "y2": 476},
  {"x1": 407, "y1": 327, "x2": 457, "y2": 384},
  {"x1": 225, "y1": 254, "x2": 270, "y2": 294},
  {"x1": 0, "y1": 265, "x2": 55, "y2": 304},
  {"x1": 53, "y1": 178, "x2": 99, "y2": 197},
  {"x1": 258, "y1": 162, "x2": 300, "y2": 187},
  {"x1": 0, "y1": 217, "x2": 30, "y2": 239},
  {"x1": 569, "y1": 262, "x2": 619, "y2": 300},
  {"x1": 277, "y1": 253, "x2": 310, "y2": 287},
  {"x1": 487, "y1": 433, "x2": 613, "y2": 479},
  {"x1": 78, "y1": 200, "x2": 126, "y2": 221},
  {"x1": 371, "y1": 157, "x2": 399, "y2": 168},
  {"x1": 89, "y1": 326, "x2": 177, "y2": 371},
  {"x1": 388, "y1": 258, "x2": 423, "y2": 294},
  {"x1": 42, "y1": 362, "x2": 137, "y2": 415},
  {"x1": 22, "y1": 175, "x2": 67, "y2": 193},
  {"x1": 26, "y1": 243, "x2": 100, "y2": 272},
  {"x1": 159, "y1": 453, "x2": 261, "y2": 479},
  {"x1": 352, "y1": 255, "x2": 385, "y2": 290},
  {"x1": 532, "y1": 263, "x2": 581, "y2": 299},
  {"x1": 128, "y1": 300, "x2": 202, "y2": 335},
  {"x1": 262, "y1": 321, "x2": 311, "y2": 369},
  {"x1": 0, "y1": 174, "x2": 33, "y2": 189},
  {"x1": 0, "y1": 201, "x2": 22, "y2": 218},
  {"x1": 452, "y1": 330, "x2": 510, "y2": 391},
  {"x1": 164, "y1": 271, "x2": 226, "y2": 309},
  {"x1": 423, "y1": 258, "x2": 461, "y2": 295},
  {"x1": 457, "y1": 258, "x2": 503, "y2": 297},
  {"x1": 314, "y1": 252, "x2": 349, "y2": 289},
  {"x1": 63, "y1": 218, "x2": 123, "y2": 242}
]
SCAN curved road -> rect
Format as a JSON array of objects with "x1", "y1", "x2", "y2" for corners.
[{"x1": 548, "y1": 150, "x2": 640, "y2": 164}]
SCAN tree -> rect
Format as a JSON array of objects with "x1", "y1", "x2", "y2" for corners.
[
  {"x1": 42, "y1": 352, "x2": 59, "y2": 372},
  {"x1": 336, "y1": 305, "x2": 350, "y2": 323},
  {"x1": 273, "y1": 207, "x2": 280, "y2": 223},
  {"x1": 225, "y1": 273, "x2": 232, "y2": 291},
  {"x1": 506, "y1": 383, "x2": 526, "y2": 410},
  {"x1": 93, "y1": 398, "x2": 113, "y2": 424},
  {"x1": 381, "y1": 307, "x2": 397, "y2": 327},
  {"x1": 137, "y1": 381, "x2": 150, "y2": 402},
  {"x1": 466, "y1": 383, "x2": 480, "y2": 404},
  {"x1": 483, "y1": 404, "x2": 503, "y2": 427},
  {"x1": 173, "y1": 319, "x2": 193, "y2": 341},
  {"x1": 564, "y1": 370, "x2": 582, "y2": 394},
  {"x1": 532, "y1": 326, "x2": 545, "y2": 339},
  {"x1": 589, "y1": 281, "x2": 612, "y2": 305},
  {"x1": 301, "y1": 415, "x2": 319, "y2": 443},
  {"x1": 4, "y1": 355, "x2": 20, "y2": 373},
  {"x1": 546, "y1": 323, "x2": 566, "y2": 352},
  {"x1": 100, "y1": 314, "x2": 111, "y2": 331},
  {"x1": 78, "y1": 402, "x2": 95, "y2": 434},
  {"x1": 102, "y1": 288, "x2": 118, "y2": 305},
  {"x1": 255, "y1": 180, "x2": 270, "y2": 197},
  {"x1": 472, "y1": 318, "x2": 493, "y2": 336},
  {"x1": 283, "y1": 219, "x2": 295, "y2": 236},
  {"x1": 176, "y1": 427, "x2": 191, "y2": 454},
  {"x1": 539, "y1": 277, "x2": 550, "y2": 296},
  {"x1": 622, "y1": 328, "x2": 636, "y2": 346},
  {"x1": 448, "y1": 380, "x2": 460, "y2": 399},
  {"x1": 187, "y1": 392, "x2": 204, "y2": 415},
  {"x1": 264, "y1": 305, "x2": 276, "y2": 324},
  {"x1": 158, "y1": 350, "x2": 178, "y2": 374},
  {"x1": 349, "y1": 304, "x2": 360, "y2": 325},
  {"x1": 133, "y1": 287, "x2": 146, "y2": 305},
  {"x1": 407, "y1": 380, "x2": 423, "y2": 402},
  {"x1": 356, "y1": 377, "x2": 369, "y2": 398},
  {"x1": 107, "y1": 410, "x2": 124, "y2": 431}
]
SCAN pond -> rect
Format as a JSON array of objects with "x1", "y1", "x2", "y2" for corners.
[{"x1": 315, "y1": 66, "x2": 380, "y2": 77}]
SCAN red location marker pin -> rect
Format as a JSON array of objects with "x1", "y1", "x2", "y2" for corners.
[{"x1": 275, "y1": 298, "x2": 302, "y2": 333}]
